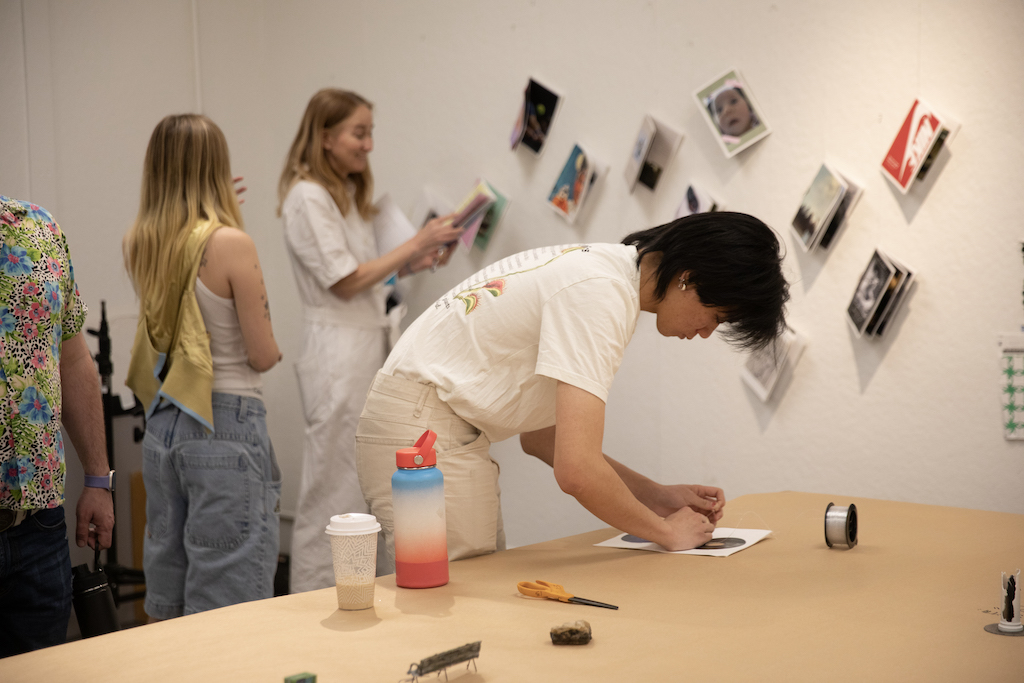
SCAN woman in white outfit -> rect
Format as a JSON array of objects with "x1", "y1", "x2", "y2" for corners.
[{"x1": 278, "y1": 89, "x2": 462, "y2": 592}]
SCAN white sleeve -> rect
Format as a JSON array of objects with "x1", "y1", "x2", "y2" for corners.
[
  {"x1": 283, "y1": 183, "x2": 360, "y2": 290},
  {"x1": 534, "y1": 278, "x2": 637, "y2": 402}
]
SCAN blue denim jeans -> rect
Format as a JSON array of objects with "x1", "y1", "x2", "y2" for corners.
[
  {"x1": 143, "y1": 393, "x2": 281, "y2": 619},
  {"x1": 0, "y1": 506, "x2": 72, "y2": 657}
]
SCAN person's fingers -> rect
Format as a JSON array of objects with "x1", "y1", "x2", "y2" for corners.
[{"x1": 75, "y1": 514, "x2": 89, "y2": 548}]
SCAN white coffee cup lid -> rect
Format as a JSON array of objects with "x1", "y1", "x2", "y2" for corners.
[{"x1": 325, "y1": 513, "x2": 381, "y2": 536}]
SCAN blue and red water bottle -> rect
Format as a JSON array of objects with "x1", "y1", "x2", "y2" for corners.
[{"x1": 392, "y1": 430, "x2": 449, "y2": 588}]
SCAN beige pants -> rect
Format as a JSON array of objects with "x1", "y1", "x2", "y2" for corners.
[{"x1": 355, "y1": 372, "x2": 506, "y2": 576}]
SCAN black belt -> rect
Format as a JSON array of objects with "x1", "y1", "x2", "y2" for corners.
[{"x1": 0, "y1": 508, "x2": 34, "y2": 533}]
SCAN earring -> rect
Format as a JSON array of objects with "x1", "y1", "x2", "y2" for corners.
[{"x1": 678, "y1": 275, "x2": 687, "y2": 291}]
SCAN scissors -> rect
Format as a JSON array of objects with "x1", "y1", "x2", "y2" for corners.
[{"x1": 516, "y1": 580, "x2": 618, "y2": 610}]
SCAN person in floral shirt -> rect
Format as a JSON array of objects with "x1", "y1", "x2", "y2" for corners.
[{"x1": 0, "y1": 196, "x2": 113, "y2": 657}]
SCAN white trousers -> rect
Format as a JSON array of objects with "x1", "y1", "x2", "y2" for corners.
[
  {"x1": 355, "y1": 371, "x2": 506, "y2": 577},
  {"x1": 290, "y1": 322, "x2": 387, "y2": 593}
]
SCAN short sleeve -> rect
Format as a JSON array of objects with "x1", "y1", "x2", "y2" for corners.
[
  {"x1": 534, "y1": 278, "x2": 638, "y2": 402},
  {"x1": 56, "y1": 225, "x2": 87, "y2": 339},
  {"x1": 283, "y1": 183, "x2": 360, "y2": 289}
]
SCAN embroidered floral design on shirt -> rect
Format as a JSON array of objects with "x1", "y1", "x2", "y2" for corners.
[{"x1": 453, "y1": 246, "x2": 587, "y2": 315}]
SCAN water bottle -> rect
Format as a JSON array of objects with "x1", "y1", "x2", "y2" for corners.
[
  {"x1": 72, "y1": 561, "x2": 121, "y2": 637},
  {"x1": 392, "y1": 429, "x2": 449, "y2": 588}
]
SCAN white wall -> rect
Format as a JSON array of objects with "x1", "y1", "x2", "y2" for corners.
[{"x1": 3, "y1": 0, "x2": 1022, "y2": 551}]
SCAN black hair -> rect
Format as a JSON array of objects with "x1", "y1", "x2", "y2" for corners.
[{"x1": 622, "y1": 212, "x2": 789, "y2": 351}]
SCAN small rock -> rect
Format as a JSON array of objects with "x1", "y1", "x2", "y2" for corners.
[{"x1": 550, "y1": 620, "x2": 592, "y2": 645}]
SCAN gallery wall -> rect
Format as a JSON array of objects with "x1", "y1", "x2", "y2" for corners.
[{"x1": 2, "y1": 0, "x2": 1022, "y2": 551}]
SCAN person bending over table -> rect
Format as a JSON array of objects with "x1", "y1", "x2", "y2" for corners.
[{"x1": 355, "y1": 212, "x2": 790, "y2": 575}]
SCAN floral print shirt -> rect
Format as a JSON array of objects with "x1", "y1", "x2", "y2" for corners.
[{"x1": 0, "y1": 196, "x2": 87, "y2": 510}]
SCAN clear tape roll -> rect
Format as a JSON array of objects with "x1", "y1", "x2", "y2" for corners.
[{"x1": 824, "y1": 502, "x2": 858, "y2": 549}]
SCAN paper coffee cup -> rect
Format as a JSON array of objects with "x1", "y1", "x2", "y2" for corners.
[{"x1": 326, "y1": 513, "x2": 381, "y2": 610}]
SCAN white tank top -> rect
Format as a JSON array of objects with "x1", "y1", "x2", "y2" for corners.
[{"x1": 195, "y1": 278, "x2": 263, "y2": 399}]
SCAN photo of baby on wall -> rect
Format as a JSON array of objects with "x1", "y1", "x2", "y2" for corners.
[{"x1": 694, "y1": 69, "x2": 771, "y2": 158}]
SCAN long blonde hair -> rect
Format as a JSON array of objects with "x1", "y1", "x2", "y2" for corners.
[
  {"x1": 277, "y1": 88, "x2": 377, "y2": 220},
  {"x1": 123, "y1": 114, "x2": 243, "y2": 307}
]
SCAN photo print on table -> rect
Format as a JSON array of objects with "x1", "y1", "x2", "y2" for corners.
[
  {"x1": 694, "y1": 69, "x2": 771, "y2": 158},
  {"x1": 510, "y1": 78, "x2": 561, "y2": 155}
]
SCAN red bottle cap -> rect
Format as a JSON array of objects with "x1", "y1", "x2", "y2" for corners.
[{"x1": 396, "y1": 430, "x2": 437, "y2": 468}]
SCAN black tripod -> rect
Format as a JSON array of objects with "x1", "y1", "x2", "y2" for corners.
[{"x1": 87, "y1": 301, "x2": 146, "y2": 608}]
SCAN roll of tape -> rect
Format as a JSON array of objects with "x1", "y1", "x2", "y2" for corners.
[{"x1": 824, "y1": 502, "x2": 858, "y2": 549}]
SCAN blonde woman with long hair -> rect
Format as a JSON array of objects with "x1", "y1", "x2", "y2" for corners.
[
  {"x1": 125, "y1": 114, "x2": 282, "y2": 618},
  {"x1": 279, "y1": 89, "x2": 461, "y2": 591}
]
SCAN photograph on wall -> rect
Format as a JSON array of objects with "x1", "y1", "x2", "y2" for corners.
[
  {"x1": 624, "y1": 114, "x2": 683, "y2": 193},
  {"x1": 790, "y1": 163, "x2": 862, "y2": 253},
  {"x1": 547, "y1": 143, "x2": 597, "y2": 224},
  {"x1": 740, "y1": 326, "x2": 806, "y2": 402},
  {"x1": 880, "y1": 99, "x2": 959, "y2": 194},
  {"x1": 473, "y1": 182, "x2": 509, "y2": 251},
  {"x1": 675, "y1": 183, "x2": 722, "y2": 219},
  {"x1": 694, "y1": 69, "x2": 770, "y2": 158},
  {"x1": 510, "y1": 78, "x2": 561, "y2": 154},
  {"x1": 847, "y1": 250, "x2": 898, "y2": 337}
]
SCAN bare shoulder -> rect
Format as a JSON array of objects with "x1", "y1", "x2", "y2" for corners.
[{"x1": 206, "y1": 225, "x2": 256, "y2": 254}]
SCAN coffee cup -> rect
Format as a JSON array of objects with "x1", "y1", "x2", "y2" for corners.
[{"x1": 325, "y1": 513, "x2": 381, "y2": 610}]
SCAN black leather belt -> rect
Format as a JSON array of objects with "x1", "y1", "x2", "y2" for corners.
[{"x1": 0, "y1": 508, "x2": 33, "y2": 533}]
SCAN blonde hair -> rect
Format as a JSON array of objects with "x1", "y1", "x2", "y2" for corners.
[
  {"x1": 123, "y1": 114, "x2": 243, "y2": 307},
  {"x1": 277, "y1": 88, "x2": 376, "y2": 220}
]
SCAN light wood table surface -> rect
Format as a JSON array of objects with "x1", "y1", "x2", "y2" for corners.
[{"x1": 2, "y1": 491, "x2": 1022, "y2": 682}]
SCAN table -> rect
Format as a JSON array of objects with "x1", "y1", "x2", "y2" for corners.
[{"x1": 2, "y1": 491, "x2": 1022, "y2": 682}]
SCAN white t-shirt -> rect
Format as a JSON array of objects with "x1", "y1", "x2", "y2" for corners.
[
  {"x1": 384, "y1": 243, "x2": 642, "y2": 442},
  {"x1": 281, "y1": 180, "x2": 387, "y2": 328}
]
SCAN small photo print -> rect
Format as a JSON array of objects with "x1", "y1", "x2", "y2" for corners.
[
  {"x1": 511, "y1": 78, "x2": 561, "y2": 154},
  {"x1": 675, "y1": 183, "x2": 720, "y2": 219},
  {"x1": 847, "y1": 250, "x2": 896, "y2": 336},
  {"x1": 694, "y1": 69, "x2": 771, "y2": 158},
  {"x1": 547, "y1": 144, "x2": 594, "y2": 224}
]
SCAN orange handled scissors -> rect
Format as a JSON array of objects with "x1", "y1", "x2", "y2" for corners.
[{"x1": 516, "y1": 580, "x2": 618, "y2": 610}]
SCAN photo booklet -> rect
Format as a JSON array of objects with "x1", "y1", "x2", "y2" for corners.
[
  {"x1": 881, "y1": 98, "x2": 960, "y2": 195},
  {"x1": 740, "y1": 326, "x2": 806, "y2": 402},
  {"x1": 790, "y1": 163, "x2": 862, "y2": 252},
  {"x1": 547, "y1": 143, "x2": 607, "y2": 224},
  {"x1": 675, "y1": 183, "x2": 723, "y2": 219},
  {"x1": 846, "y1": 249, "x2": 916, "y2": 338},
  {"x1": 510, "y1": 77, "x2": 561, "y2": 155},
  {"x1": 623, "y1": 114, "x2": 683, "y2": 193}
]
